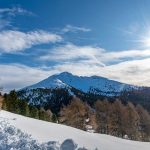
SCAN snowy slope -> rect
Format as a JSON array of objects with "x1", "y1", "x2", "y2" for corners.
[
  {"x1": 0, "y1": 110, "x2": 150, "y2": 150},
  {"x1": 23, "y1": 72, "x2": 139, "y2": 96}
]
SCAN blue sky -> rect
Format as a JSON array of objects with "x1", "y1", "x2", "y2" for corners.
[{"x1": 1, "y1": 0, "x2": 150, "y2": 91}]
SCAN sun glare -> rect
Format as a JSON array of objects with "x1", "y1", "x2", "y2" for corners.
[
  {"x1": 138, "y1": 26, "x2": 150, "y2": 48},
  {"x1": 141, "y1": 37, "x2": 150, "y2": 48}
]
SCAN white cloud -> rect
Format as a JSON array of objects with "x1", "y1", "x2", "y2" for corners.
[
  {"x1": 2, "y1": 44, "x2": 150, "y2": 91},
  {"x1": 0, "y1": 7, "x2": 34, "y2": 16},
  {"x1": 38, "y1": 44, "x2": 150, "y2": 87},
  {"x1": 62, "y1": 25, "x2": 91, "y2": 33},
  {"x1": 0, "y1": 64, "x2": 54, "y2": 92},
  {"x1": 40, "y1": 43, "x2": 105, "y2": 66},
  {"x1": 0, "y1": 30, "x2": 62, "y2": 53},
  {"x1": 0, "y1": 17, "x2": 11, "y2": 30},
  {"x1": 51, "y1": 58, "x2": 150, "y2": 87},
  {"x1": 1, "y1": 57, "x2": 150, "y2": 92},
  {"x1": 40, "y1": 43, "x2": 150, "y2": 65},
  {"x1": 100, "y1": 49, "x2": 150, "y2": 63},
  {"x1": 102, "y1": 58, "x2": 150, "y2": 86},
  {"x1": 0, "y1": 7, "x2": 34, "y2": 30}
]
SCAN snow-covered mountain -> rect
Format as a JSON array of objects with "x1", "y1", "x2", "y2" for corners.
[
  {"x1": 22, "y1": 72, "x2": 139, "y2": 96},
  {"x1": 0, "y1": 110, "x2": 150, "y2": 150},
  {"x1": 17, "y1": 72, "x2": 144, "y2": 112}
]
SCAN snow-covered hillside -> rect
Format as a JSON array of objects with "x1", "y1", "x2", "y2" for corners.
[
  {"x1": 23, "y1": 72, "x2": 139, "y2": 96},
  {"x1": 0, "y1": 110, "x2": 150, "y2": 150}
]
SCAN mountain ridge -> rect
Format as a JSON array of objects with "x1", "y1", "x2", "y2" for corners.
[
  {"x1": 18, "y1": 72, "x2": 150, "y2": 113},
  {"x1": 23, "y1": 71, "x2": 140, "y2": 96}
]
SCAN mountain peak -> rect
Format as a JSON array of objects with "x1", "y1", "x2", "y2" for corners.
[
  {"x1": 23, "y1": 71, "x2": 139, "y2": 97},
  {"x1": 58, "y1": 72, "x2": 73, "y2": 76}
]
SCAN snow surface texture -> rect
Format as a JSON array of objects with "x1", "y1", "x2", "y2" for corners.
[
  {"x1": 24, "y1": 72, "x2": 139, "y2": 96},
  {"x1": 0, "y1": 111, "x2": 87, "y2": 150},
  {"x1": 0, "y1": 110, "x2": 150, "y2": 150}
]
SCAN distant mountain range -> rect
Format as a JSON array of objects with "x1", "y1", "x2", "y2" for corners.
[{"x1": 17, "y1": 72, "x2": 150, "y2": 113}]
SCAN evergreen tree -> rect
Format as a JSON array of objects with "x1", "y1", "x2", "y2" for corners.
[
  {"x1": 52, "y1": 114, "x2": 58, "y2": 123},
  {"x1": 29, "y1": 105, "x2": 39, "y2": 119},
  {"x1": 2, "y1": 100, "x2": 7, "y2": 110},
  {"x1": 6, "y1": 90, "x2": 18, "y2": 113},
  {"x1": 18, "y1": 100, "x2": 29, "y2": 116},
  {"x1": 39, "y1": 108, "x2": 46, "y2": 120}
]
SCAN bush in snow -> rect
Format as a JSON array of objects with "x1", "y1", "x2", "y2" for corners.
[{"x1": 60, "y1": 139, "x2": 77, "y2": 150}]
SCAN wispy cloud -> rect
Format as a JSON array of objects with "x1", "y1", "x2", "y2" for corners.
[
  {"x1": 0, "y1": 30, "x2": 62, "y2": 53},
  {"x1": 40, "y1": 43, "x2": 150, "y2": 65},
  {"x1": 120, "y1": 22, "x2": 140, "y2": 36},
  {"x1": 62, "y1": 25, "x2": 91, "y2": 33},
  {"x1": 0, "y1": 7, "x2": 34, "y2": 16},
  {"x1": 40, "y1": 43, "x2": 105, "y2": 66},
  {"x1": 0, "y1": 6, "x2": 34, "y2": 30},
  {"x1": 120, "y1": 21, "x2": 150, "y2": 49},
  {"x1": 0, "y1": 17, "x2": 11, "y2": 30}
]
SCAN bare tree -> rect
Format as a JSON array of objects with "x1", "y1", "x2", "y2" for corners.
[{"x1": 60, "y1": 96, "x2": 91, "y2": 130}]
